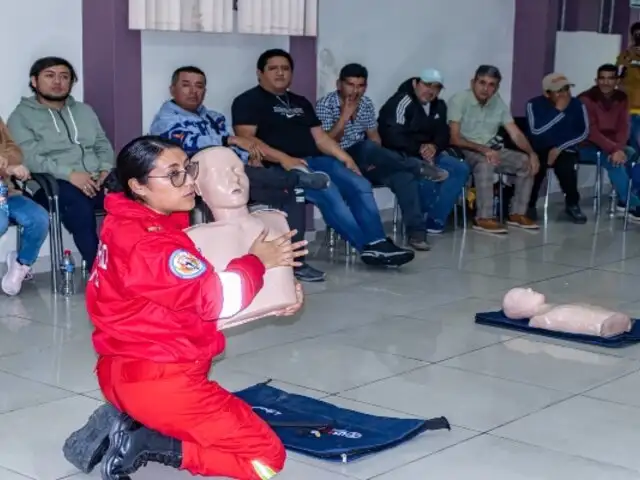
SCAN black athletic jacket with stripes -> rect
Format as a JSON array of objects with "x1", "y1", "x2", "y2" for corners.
[{"x1": 377, "y1": 78, "x2": 449, "y2": 157}]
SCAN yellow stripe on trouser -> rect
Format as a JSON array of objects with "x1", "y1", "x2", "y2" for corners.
[{"x1": 251, "y1": 460, "x2": 278, "y2": 479}]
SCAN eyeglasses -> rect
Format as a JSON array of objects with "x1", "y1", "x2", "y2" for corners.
[{"x1": 147, "y1": 161, "x2": 199, "y2": 188}]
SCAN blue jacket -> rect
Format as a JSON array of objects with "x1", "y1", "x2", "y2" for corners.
[
  {"x1": 525, "y1": 96, "x2": 589, "y2": 152},
  {"x1": 149, "y1": 101, "x2": 248, "y2": 162}
]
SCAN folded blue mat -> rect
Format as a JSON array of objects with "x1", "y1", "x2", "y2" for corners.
[
  {"x1": 476, "y1": 310, "x2": 640, "y2": 348},
  {"x1": 234, "y1": 382, "x2": 450, "y2": 463}
]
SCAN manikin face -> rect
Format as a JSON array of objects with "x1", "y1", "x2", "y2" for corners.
[{"x1": 193, "y1": 147, "x2": 250, "y2": 209}]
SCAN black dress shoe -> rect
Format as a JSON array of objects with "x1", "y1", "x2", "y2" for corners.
[
  {"x1": 102, "y1": 413, "x2": 182, "y2": 480},
  {"x1": 294, "y1": 263, "x2": 326, "y2": 282},
  {"x1": 565, "y1": 204, "x2": 587, "y2": 224}
]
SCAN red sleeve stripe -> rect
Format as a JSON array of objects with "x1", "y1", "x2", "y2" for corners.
[{"x1": 217, "y1": 272, "x2": 245, "y2": 318}]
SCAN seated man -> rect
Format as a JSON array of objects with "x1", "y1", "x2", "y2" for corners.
[
  {"x1": 578, "y1": 64, "x2": 640, "y2": 221},
  {"x1": 0, "y1": 117, "x2": 49, "y2": 296},
  {"x1": 377, "y1": 68, "x2": 471, "y2": 235},
  {"x1": 7, "y1": 56, "x2": 114, "y2": 269},
  {"x1": 232, "y1": 49, "x2": 413, "y2": 267},
  {"x1": 449, "y1": 65, "x2": 539, "y2": 234},
  {"x1": 316, "y1": 63, "x2": 430, "y2": 251},
  {"x1": 149, "y1": 65, "x2": 327, "y2": 282},
  {"x1": 526, "y1": 73, "x2": 588, "y2": 223}
]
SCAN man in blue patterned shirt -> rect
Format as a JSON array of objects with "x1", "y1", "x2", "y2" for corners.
[{"x1": 316, "y1": 64, "x2": 444, "y2": 250}]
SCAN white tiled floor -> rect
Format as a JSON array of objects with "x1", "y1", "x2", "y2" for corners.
[{"x1": 3, "y1": 210, "x2": 640, "y2": 479}]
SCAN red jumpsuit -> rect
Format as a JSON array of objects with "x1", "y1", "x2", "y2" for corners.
[{"x1": 86, "y1": 193, "x2": 286, "y2": 480}]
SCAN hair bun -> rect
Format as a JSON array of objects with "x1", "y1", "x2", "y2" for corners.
[{"x1": 102, "y1": 168, "x2": 124, "y2": 193}]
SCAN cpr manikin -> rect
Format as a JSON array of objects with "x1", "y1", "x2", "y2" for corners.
[
  {"x1": 186, "y1": 147, "x2": 297, "y2": 329},
  {"x1": 502, "y1": 287, "x2": 632, "y2": 337}
]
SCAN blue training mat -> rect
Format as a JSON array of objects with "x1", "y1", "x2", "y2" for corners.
[
  {"x1": 234, "y1": 382, "x2": 450, "y2": 463},
  {"x1": 476, "y1": 310, "x2": 640, "y2": 348}
]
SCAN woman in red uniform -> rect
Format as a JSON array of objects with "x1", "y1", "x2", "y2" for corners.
[{"x1": 87, "y1": 136, "x2": 307, "y2": 480}]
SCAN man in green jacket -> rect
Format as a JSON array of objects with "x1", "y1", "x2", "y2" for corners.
[{"x1": 7, "y1": 56, "x2": 115, "y2": 269}]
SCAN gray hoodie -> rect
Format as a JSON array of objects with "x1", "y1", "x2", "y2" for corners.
[{"x1": 7, "y1": 95, "x2": 114, "y2": 180}]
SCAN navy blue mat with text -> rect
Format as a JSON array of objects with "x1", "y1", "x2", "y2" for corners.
[
  {"x1": 234, "y1": 382, "x2": 450, "y2": 463},
  {"x1": 476, "y1": 310, "x2": 640, "y2": 348}
]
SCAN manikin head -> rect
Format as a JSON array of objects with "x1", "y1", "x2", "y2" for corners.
[
  {"x1": 191, "y1": 147, "x2": 250, "y2": 212},
  {"x1": 503, "y1": 287, "x2": 547, "y2": 318}
]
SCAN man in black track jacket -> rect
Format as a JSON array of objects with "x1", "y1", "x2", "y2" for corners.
[{"x1": 378, "y1": 69, "x2": 470, "y2": 233}]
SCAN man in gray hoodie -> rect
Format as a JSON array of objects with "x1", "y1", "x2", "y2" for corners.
[{"x1": 7, "y1": 57, "x2": 115, "y2": 269}]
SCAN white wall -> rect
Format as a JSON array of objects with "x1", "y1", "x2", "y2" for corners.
[
  {"x1": 140, "y1": 31, "x2": 289, "y2": 130},
  {"x1": 0, "y1": 0, "x2": 84, "y2": 270},
  {"x1": 317, "y1": 0, "x2": 516, "y2": 212}
]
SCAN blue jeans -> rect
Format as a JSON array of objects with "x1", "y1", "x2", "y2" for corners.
[
  {"x1": 418, "y1": 154, "x2": 471, "y2": 224},
  {"x1": 304, "y1": 155, "x2": 386, "y2": 250},
  {"x1": 34, "y1": 180, "x2": 105, "y2": 268},
  {"x1": 580, "y1": 146, "x2": 640, "y2": 208},
  {"x1": 0, "y1": 195, "x2": 49, "y2": 266}
]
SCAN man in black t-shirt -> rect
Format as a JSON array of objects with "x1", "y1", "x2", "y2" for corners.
[{"x1": 232, "y1": 49, "x2": 413, "y2": 267}]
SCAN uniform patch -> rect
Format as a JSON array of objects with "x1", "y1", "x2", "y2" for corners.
[{"x1": 169, "y1": 249, "x2": 207, "y2": 279}]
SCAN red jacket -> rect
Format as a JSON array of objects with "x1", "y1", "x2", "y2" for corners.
[
  {"x1": 578, "y1": 86, "x2": 629, "y2": 154},
  {"x1": 87, "y1": 193, "x2": 266, "y2": 363}
]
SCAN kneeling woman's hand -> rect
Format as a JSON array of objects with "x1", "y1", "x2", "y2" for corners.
[
  {"x1": 274, "y1": 282, "x2": 304, "y2": 317},
  {"x1": 250, "y1": 229, "x2": 308, "y2": 269}
]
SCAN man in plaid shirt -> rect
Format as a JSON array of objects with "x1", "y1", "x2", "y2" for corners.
[{"x1": 316, "y1": 64, "x2": 446, "y2": 250}]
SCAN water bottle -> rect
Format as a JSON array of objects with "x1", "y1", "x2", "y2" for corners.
[
  {"x1": 60, "y1": 250, "x2": 76, "y2": 296},
  {"x1": 0, "y1": 177, "x2": 9, "y2": 216}
]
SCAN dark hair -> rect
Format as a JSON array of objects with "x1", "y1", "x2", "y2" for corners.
[
  {"x1": 631, "y1": 22, "x2": 640, "y2": 34},
  {"x1": 112, "y1": 135, "x2": 182, "y2": 200},
  {"x1": 257, "y1": 49, "x2": 294, "y2": 72},
  {"x1": 29, "y1": 56, "x2": 77, "y2": 93},
  {"x1": 597, "y1": 63, "x2": 618, "y2": 77},
  {"x1": 339, "y1": 63, "x2": 368, "y2": 81},
  {"x1": 474, "y1": 65, "x2": 502, "y2": 82},
  {"x1": 171, "y1": 66, "x2": 206, "y2": 85}
]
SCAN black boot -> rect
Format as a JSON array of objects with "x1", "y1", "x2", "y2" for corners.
[
  {"x1": 63, "y1": 403, "x2": 120, "y2": 473},
  {"x1": 101, "y1": 413, "x2": 182, "y2": 480}
]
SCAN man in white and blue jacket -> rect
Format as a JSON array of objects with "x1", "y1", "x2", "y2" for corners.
[
  {"x1": 525, "y1": 73, "x2": 589, "y2": 223},
  {"x1": 149, "y1": 66, "x2": 328, "y2": 282}
]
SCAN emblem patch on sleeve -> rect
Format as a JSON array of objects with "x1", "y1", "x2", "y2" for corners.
[{"x1": 169, "y1": 249, "x2": 207, "y2": 279}]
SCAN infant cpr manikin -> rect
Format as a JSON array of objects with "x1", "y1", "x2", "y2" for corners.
[
  {"x1": 502, "y1": 287, "x2": 632, "y2": 337},
  {"x1": 186, "y1": 147, "x2": 298, "y2": 330}
]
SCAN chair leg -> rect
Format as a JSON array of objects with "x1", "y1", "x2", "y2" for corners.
[
  {"x1": 624, "y1": 177, "x2": 633, "y2": 230},
  {"x1": 498, "y1": 178, "x2": 504, "y2": 224},
  {"x1": 461, "y1": 186, "x2": 467, "y2": 229},
  {"x1": 392, "y1": 198, "x2": 399, "y2": 234},
  {"x1": 543, "y1": 172, "x2": 552, "y2": 214},
  {"x1": 594, "y1": 154, "x2": 601, "y2": 214}
]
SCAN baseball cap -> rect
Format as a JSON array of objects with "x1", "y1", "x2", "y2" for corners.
[
  {"x1": 542, "y1": 73, "x2": 574, "y2": 92},
  {"x1": 420, "y1": 68, "x2": 444, "y2": 86}
]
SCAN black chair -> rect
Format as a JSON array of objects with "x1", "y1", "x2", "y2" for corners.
[{"x1": 10, "y1": 173, "x2": 60, "y2": 292}]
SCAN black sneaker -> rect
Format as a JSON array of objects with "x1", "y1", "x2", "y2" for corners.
[
  {"x1": 361, "y1": 238, "x2": 415, "y2": 266},
  {"x1": 294, "y1": 263, "x2": 326, "y2": 282},
  {"x1": 628, "y1": 207, "x2": 640, "y2": 223},
  {"x1": 101, "y1": 413, "x2": 182, "y2": 480},
  {"x1": 565, "y1": 204, "x2": 587, "y2": 224},
  {"x1": 291, "y1": 166, "x2": 330, "y2": 190}
]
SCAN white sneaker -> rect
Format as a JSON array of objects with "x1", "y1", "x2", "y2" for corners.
[{"x1": 2, "y1": 251, "x2": 31, "y2": 296}]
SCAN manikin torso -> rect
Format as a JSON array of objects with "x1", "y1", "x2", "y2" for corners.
[
  {"x1": 502, "y1": 287, "x2": 632, "y2": 337},
  {"x1": 185, "y1": 147, "x2": 297, "y2": 330}
]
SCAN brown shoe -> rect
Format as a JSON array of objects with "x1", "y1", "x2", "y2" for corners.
[
  {"x1": 407, "y1": 232, "x2": 431, "y2": 251},
  {"x1": 507, "y1": 214, "x2": 539, "y2": 230},
  {"x1": 472, "y1": 218, "x2": 508, "y2": 234}
]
